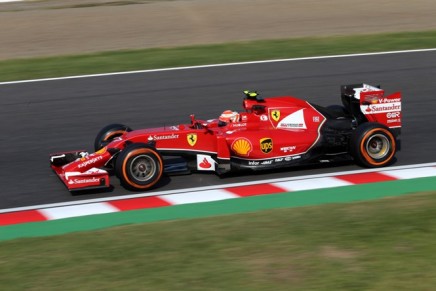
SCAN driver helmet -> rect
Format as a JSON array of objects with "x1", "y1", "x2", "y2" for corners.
[{"x1": 219, "y1": 110, "x2": 240, "y2": 123}]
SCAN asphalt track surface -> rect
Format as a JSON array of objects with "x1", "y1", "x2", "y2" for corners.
[{"x1": 1, "y1": 50, "x2": 436, "y2": 209}]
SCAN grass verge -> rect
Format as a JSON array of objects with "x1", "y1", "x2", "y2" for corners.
[
  {"x1": 1, "y1": 30, "x2": 436, "y2": 82},
  {"x1": 1, "y1": 191, "x2": 435, "y2": 290}
]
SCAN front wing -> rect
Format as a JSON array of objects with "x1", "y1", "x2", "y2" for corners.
[{"x1": 50, "y1": 151, "x2": 110, "y2": 191}]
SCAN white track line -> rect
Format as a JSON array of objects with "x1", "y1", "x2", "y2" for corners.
[
  {"x1": 1, "y1": 48, "x2": 436, "y2": 85},
  {"x1": 275, "y1": 177, "x2": 352, "y2": 192},
  {"x1": 161, "y1": 190, "x2": 239, "y2": 205},
  {"x1": 39, "y1": 203, "x2": 118, "y2": 220}
]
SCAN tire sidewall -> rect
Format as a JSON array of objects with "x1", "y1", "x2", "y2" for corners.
[
  {"x1": 115, "y1": 144, "x2": 163, "y2": 190},
  {"x1": 351, "y1": 123, "x2": 396, "y2": 167}
]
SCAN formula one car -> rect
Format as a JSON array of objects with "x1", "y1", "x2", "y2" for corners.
[{"x1": 50, "y1": 83, "x2": 402, "y2": 192}]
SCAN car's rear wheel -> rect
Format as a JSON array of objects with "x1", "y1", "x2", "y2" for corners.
[
  {"x1": 115, "y1": 143, "x2": 163, "y2": 191},
  {"x1": 350, "y1": 122, "x2": 396, "y2": 167},
  {"x1": 94, "y1": 123, "x2": 132, "y2": 151}
]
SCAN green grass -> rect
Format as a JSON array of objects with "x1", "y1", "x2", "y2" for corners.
[
  {"x1": 1, "y1": 30, "x2": 436, "y2": 82},
  {"x1": 1, "y1": 191, "x2": 436, "y2": 290}
]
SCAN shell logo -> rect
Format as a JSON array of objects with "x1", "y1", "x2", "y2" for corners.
[{"x1": 231, "y1": 138, "x2": 252, "y2": 157}]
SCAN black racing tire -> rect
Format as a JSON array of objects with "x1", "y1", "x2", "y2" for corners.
[
  {"x1": 94, "y1": 123, "x2": 132, "y2": 151},
  {"x1": 350, "y1": 122, "x2": 396, "y2": 168},
  {"x1": 115, "y1": 143, "x2": 163, "y2": 191}
]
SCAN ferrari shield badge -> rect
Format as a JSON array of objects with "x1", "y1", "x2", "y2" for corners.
[
  {"x1": 187, "y1": 133, "x2": 197, "y2": 146},
  {"x1": 271, "y1": 110, "x2": 280, "y2": 122}
]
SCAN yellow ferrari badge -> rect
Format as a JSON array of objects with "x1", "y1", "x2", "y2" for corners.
[
  {"x1": 271, "y1": 110, "x2": 280, "y2": 122},
  {"x1": 187, "y1": 133, "x2": 197, "y2": 146}
]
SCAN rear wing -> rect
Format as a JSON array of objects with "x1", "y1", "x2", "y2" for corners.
[{"x1": 341, "y1": 83, "x2": 401, "y2": 130}]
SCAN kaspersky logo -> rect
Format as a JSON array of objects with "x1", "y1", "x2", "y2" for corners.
[
  {"x1": 260, "y1": 138, "x2": 273, "y2": 154},
  {"x1": 187, "y1": 133, "x2": 197, "y2": 146},
  {"x1": 271, "y1": 110, "x2": 280, "y2": 122}
]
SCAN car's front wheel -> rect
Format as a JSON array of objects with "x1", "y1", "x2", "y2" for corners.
[
  {"x1": 350, "y1": 123, "x2": 396, "y2": 167},
  {"x1": 94, "y1": 123, "x2": 132, "y2": 151},
  {"x1": 115, "y1": 143, "x2": 164, "y2": 191}
]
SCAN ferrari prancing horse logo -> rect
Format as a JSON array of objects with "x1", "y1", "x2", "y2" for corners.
[
  {"x1": 271, "y1": 110, "x2": 280, "y2": 122},
  {"x1": 187, "y1": 133, "x2": 197, "y2": 146}
]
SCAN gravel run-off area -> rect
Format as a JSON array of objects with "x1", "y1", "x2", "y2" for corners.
[{"x1": 1, "y1": 0, "x2": 436, "y2": 60}]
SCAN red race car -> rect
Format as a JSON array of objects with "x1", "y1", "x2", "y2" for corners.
[{"x1": 50, "y1": 83, "x2": 401, "y2": 192}]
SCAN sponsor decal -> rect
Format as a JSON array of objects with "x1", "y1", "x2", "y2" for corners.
[
  {"x1": 379, "y1": 97, "x2": 401, "y2": 104},
  {"x1": 148, "y1": 133, "x2": 179, "y2": 141},
  {"x1": 386, "y1": 112, "x2": 401, "y2": 124},
  {"x1": 77, "y1": 156, "x2": 104, "y2": 169},
  {"x1": 231, "y1": 138, "x2": 252, "y2": 157},
  {"x1": 187, "y1": 133, "x2": 197, "y2": 146},
  {"x1": 271, "y1": 110, "x2": 280, "y2": 122},
  {"x1": 199, "y1": 158, "x2": 211, "y2": 169},
  {"x1": 279, "y1": 123, "x2": 305, "y2": 128},
  {"x1": 68, "y1": 177, "x2": 100, "y2": 185},
  {"x1": 230, "y1": 123, "x2": 247, "y2": 128},
  {"x1": 277, "y1": 109, "x2": 307, "y2": 129},
  {"x1": 313, "y1": 116, "x2": 320, "y2": 122},
  {"x1": 280, "y1": 146, "x2": 296, "y2": 153},
  {"x1": 285, "y1": 155, "x2": 301, "y2": 161},
  {"x1": 387, "y1": 112, "x2": 400, "y2": 118},
  {"x1": 261, "y1": 160, "x2": 273, "y2": 165},
  {"x1": 362, "y1": 103, "x2": 401, "y2": 114},
  {"x1": 260, "y1": 138, "x2": 273, "y2": 154},
  {"x1": 196, "y1": 154, "x2": 215, "y2": 171},
  {"x1": 275, "y1": 158, "x2": 283, "y2": 162},
  {"x1": 169, "y1": 126, "x2": 180, "y2": 130},
  {"x1": 241, "y1": 115, "x2": 248, "y2": 121},
  {"x1": 260, "y1": 115, "x2": 268, "y2": 121},
  {"x1": 248, "y1": 161, "x2": 259, "y2": 166},
  {"x1": 387, "y1": 118, "x2": 401, "y2": 124}
]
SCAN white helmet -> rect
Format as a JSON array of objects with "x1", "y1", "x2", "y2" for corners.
[{"x1": 219, "y1": 110, "x2": 240, "y2": 123}]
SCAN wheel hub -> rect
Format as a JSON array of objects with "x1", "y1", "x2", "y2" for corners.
[
  {"x1": 130, "y1": 155, "x2": 156, "y2": 182},
  {"x1": 366, "y1": 134, "x2": 389, "y2": 159}
]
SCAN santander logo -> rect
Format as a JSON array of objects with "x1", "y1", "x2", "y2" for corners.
[
  {"x1": 196, "y1": 154, "x2": 215, "y2": 171},
  {"x1": 199, "y1": 158, "x2": 212, "y2": 169}
]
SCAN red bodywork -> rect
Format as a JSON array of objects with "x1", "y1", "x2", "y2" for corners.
[{"x1": 50, "y1": 85, "x2": 401, "y2": 192}]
